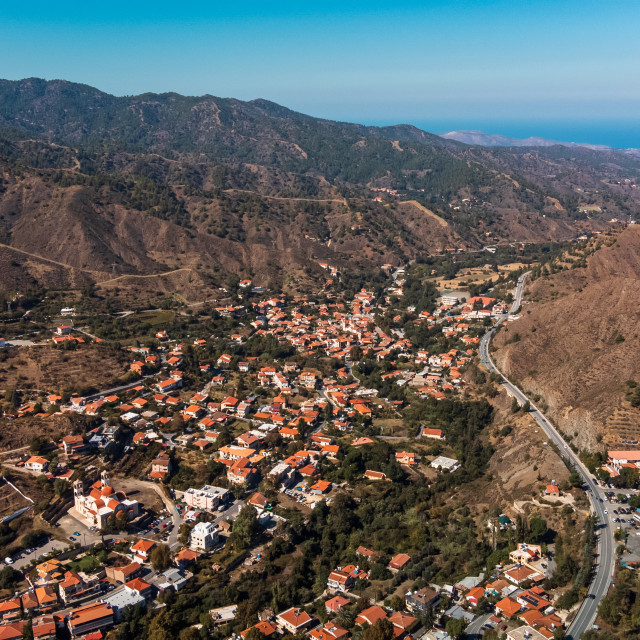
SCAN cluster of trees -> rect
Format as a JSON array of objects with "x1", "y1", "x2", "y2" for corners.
[
  {"x1": 599, "y1": 568, "x2": 640, "y2": 629},
  {"x1": 400, "y1": 273, "x2": 439, "y2": 314}
]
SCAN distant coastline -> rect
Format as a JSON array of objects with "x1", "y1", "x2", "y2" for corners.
[
  {"x1": 426, "y1": 120, "x2": 640, "y2": 150},
  {"x1": 360, "y1": 118, "x2": 640, "y2": 150}
]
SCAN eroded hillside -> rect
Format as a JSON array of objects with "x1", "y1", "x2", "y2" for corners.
[{"x1": 493, "y1": 226, "x2": 640, "y2": 450}]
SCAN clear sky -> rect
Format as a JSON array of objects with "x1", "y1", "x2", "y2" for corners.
[{"x1": 1, "y1": 0, "x2": 639, "y2": 144}]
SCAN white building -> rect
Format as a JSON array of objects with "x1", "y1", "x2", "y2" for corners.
[
  {"x1": 507, "y1": 626, "x2": 548, "y2": 640},
  {"x1": 430, "y1": 455, "x2": 460, "y2": 472},
  {"x1": 74, "y1": 471, "x2": 140, "y2": 529},
  {"x1": 24, "y1": 456, "x2": 49, "y2": 473},
  {"x1": 183, "y1": 485, "x2": 230, "y2": 512},
  {"x1": 441, "y1": 294, "x2": 463, "y2": 306},
  {"x1": 189, "y1": 521, "x2": 220, "y2": 551}
]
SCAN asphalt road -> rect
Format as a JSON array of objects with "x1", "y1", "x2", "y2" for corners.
[
  {"x1": 466, "y1": 612, "x2": 493, "y2": 637},
  {"x1": 480, "y1": 272, "x2": 615, "y2": 640}
]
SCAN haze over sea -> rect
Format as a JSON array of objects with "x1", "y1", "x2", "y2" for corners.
[{"x1": 372, "y1": 119, "x2": 640, "y2": 150}]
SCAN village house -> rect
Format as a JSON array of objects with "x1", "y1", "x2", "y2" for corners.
[
  {"x1": 277, "y1": 608, "x2": 313, "y2": 634},
  {"x1": 495, "y1": 596, "x2": 522, "y2": 618},
  {"x1": 405, "y1": 587, "x2": 440, "y2": 614},
  {"x1": 327, "y1": 570, "x2": 354, "y2": 593},
  {"x1": 150, "y1": 452, "x2": 173, "y2": 480},
  {"x1": 130, "y1": 539, "x2": 156, "y2": 563},
  {"x1": 58, "y1": 571, "x2": 101, "y2": 604},
  {"x1": 325, "y1": 595, "x2": 351, "y2": 615},
  {"x1": 509, "y1": 543, "x2": 543, "y2": 567},
  {"x1": 389, "y1": 553, "x2": 411, "y2": 573},
  {"x1": 60, "y1": 435, "x2": 87, "y2": 456},
  {"x1": 24, "y1": 456, "x2": 48, "y2": 473},
  {"x1": 66, "y1": 602, "x2": 114, "y2": 638},
  {"x1": 106, "y1": 562, "x2": 144, "y2": 584},
  {"x1": 190, "y1": 521, "x2": 220, "y2": 551},
  {"x1": 430, "y1": 455, "x2": 460, "y2": 472},
  {"x1": 356, "y1": 605, "x2": 388, "y2": 626},
  {"x1": 395, "y1": 451, "x2": 418, "y2": 465},
  {"x1": 507, "y1": 626, "x2": 549, "y2": 640}
]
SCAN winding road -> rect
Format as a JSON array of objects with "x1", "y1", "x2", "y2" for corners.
[{"x1": 480, "y1": 272, "x2": 615, "y2": 640}]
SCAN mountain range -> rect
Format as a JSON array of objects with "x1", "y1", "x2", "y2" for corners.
[{"x1": 0, "y1": 77, "x2": 639, "y2": 302}]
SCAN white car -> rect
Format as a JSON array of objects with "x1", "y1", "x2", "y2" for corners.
[{"x1": 604, "y1": 510, "x2": 609, "y2": 515}]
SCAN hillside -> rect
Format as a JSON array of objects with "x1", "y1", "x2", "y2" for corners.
[
  {"x1": 0, "y1": 78, "x2": 639, "y2": 299},
  {"x1": 492, "y1": 226, "x2": 640, "y2": 450}
]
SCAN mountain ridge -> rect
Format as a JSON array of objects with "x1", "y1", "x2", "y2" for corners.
[{"x1": 0, "y1": 77, "x2": 639, "y2": 300}]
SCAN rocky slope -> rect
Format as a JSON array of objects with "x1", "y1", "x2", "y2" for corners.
[{"x1": 492, "y1": 226, "x2": 640, "y2": 450}]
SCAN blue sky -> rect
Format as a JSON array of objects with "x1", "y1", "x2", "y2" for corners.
[{"x1": 1, "y1": 1, "x2": 639, "y2": 144}]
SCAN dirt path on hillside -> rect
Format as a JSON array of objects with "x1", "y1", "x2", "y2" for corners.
[{"x1": 0, "y1": 242, "x2": 196, "y2": 285}]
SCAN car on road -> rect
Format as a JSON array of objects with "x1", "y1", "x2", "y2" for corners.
[
  {"x1": 73, "y1": 532, "x2": 80, "y2": 536},
  {"x1": 69, "y1": 537, "x2": 76, "y2": 541},
  {"x1": 604, "y1": 510, "x2": 609, "y2": 515}
]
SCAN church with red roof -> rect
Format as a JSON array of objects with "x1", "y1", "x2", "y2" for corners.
[{"x1": 74, "y1": 470, "x2": 140, "y2": 528}]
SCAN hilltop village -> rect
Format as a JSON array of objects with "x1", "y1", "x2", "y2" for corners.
[{"x1": 0, "y1": 254, "x2": 596, "y2": 640}]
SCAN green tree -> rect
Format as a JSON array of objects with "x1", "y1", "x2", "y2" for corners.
[
  {"x1": 54, "y1": 479, "x2": 68, "y2": 496},
  {"x1": 148, "y1": 610, "x2": 175, "y2": 640},
  {"x1": 0, "y1": 566, "x2": 18, "y2": 590},
  {"x1": 446, "y1": 618, "x2": 467, "y2": 639},
  {"x1": 229, "y1": 505, "x2": 258, "y2": 550},
  {"x1": 568, "y1": 470, "x2": 583, "y2": 487},
  {"x1": 529, "y1": 516, "x2": 548, "y2": 543},
  {"x1": 178, "y1": 523, "x2": 193, "y2": 546},
  {"x1": 244, "y1": 628, "x2": 263, "y2": 640},
  {"x1": 21, "y1": 619, "x2": 33, "y2": 640},
  {"x1": 150, "y1": 544, "x2": 171, "y2": 572},
  {"x1": 363, "y1": 618, "x2": 395, "y2": 640},
  {"x1": 30, "y1": 436, "x2": 45, "y2": 454}
]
